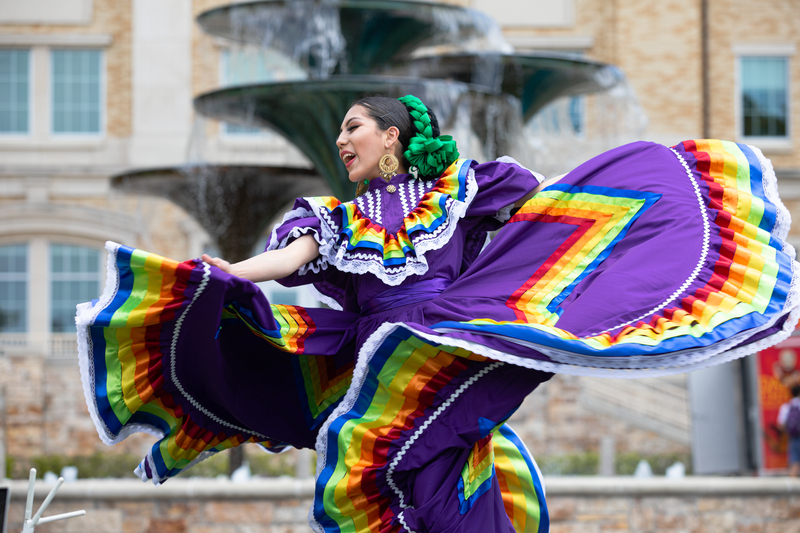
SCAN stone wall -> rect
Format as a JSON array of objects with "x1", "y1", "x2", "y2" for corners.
[
  {"x1": 0, "y1": 353, "x2": 688, "y2": 468},
  {"x1": 0, "y1": 352, "x2": 152, "y2": 462},
  {"x1": 510, "y1": 374, "x2": 690, "y2": 457},
  {"x1": 2, "y1": 477, "x2": 798, "y2": 533}
]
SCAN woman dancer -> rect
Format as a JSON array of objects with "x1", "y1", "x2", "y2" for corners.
[{"x1": 77, "y1": 95, "x2": 799, "y2": 533}]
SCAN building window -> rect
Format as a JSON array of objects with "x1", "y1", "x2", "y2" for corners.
[
  {"x1": 0, "y1": 244, "x2": 28, "y2": 333},
  {"x1": 0, "y1": 49, "x2": 30, "y2": 134},
  {"x1": 50, "y1": 244, "x2": 100, "y2": 332},
  {"x1": 52, "y1": 49, "x2": 102, "y2": 134},
  {"x1": 569, "y1": 96, "x2": 584, "y2": 136},
  {"x1": 527, "y1": 95, "x2": 585, "y2": 137},
  {"x1": 741, "y1": 56, "x2": 789, "y2": 138},
  {"x1": 270, "y1": 289, "x2": 299, "y2": 305}
]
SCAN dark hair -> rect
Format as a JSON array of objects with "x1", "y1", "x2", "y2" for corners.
[
  {"x1": 792, "y1": 384, "x2": 800, "y2": 398},
  {"x1": 350, "y1": 96, "x2": 441, "y2": 166}
]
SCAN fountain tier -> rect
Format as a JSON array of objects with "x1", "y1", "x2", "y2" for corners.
[
  {"x1": 194, "y1": 77, "x2": 513, "y2": 198},
  {"x1": 197, "y1": 0, "x2": 510, "y2": 78},
  {"x1": 380, "y1": 52, "x2": 624, "y2": 121},
  {"x1": 113, "y1": 166, "x2": 320, "y2": 262}
]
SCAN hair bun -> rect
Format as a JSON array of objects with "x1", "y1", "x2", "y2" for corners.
[{"x1": 398, "y1": 95, "x2": 459, "y2": 178}]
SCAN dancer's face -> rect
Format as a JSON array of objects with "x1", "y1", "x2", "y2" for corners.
[{"x1": 337, "y1": 105, "x2": 401, "y2": 183}]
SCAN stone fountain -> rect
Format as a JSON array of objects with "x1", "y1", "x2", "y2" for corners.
[
  {"x1": 192, "y1": 0, "x2": 623, "y2": 198},
  {"x1": 113, "y1": 165, "x2": 317, "y2": 265},
  {"x1": 111, "y1": 0, "x2": 627, "y2": 475},
  {"x1": 116, "y1": 0, "x2": 624, "y2": 252}
]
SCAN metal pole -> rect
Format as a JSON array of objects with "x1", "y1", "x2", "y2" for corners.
[
  {"x1": 228, "y1": 448, "x2": 244, "y2": 478},
  {"x1": 20, "y1": 470, "x2": 86, "y2": 533},
  {"x1": 296, "y1": 448, "x2": 311, "y2": 479},
  {"x1": 599, "y1": 436, "x2": 616, "y2": 476},
  {"x1": 24, "y1": 470, "x2": 35, "y2": 524},
  {"x1": 701, "y1": 0, "x2": 711, "y2": 138},
  {"x1": 0, "y1": 385, "x2": 5, "y2": 479}
]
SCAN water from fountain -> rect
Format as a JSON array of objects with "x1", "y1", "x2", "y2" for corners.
[
  {"x1": 200, "y1": 0, "x2": 513, "y2": 77},
  {"x1": 519, "y1": 80, "x2": 649, "y2": 177},
  {"x1": 117, "y1": 0, "x2": 647, "y2": 260}
]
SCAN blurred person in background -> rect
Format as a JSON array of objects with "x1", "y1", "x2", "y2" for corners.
[{"x1": 778, "y1": 384, "x2": 800, "y2": 477}]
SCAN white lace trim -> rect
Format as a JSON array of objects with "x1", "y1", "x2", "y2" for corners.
[
  {"x1": 749, "y1": 144, "x2": 794, "y2": 249},
  {"x1": 496, "y1": 155, "x2": 546, "y2": 184},
  {"x1": 309, "y1": 283, "x2": 344, "y2": 311},
  {"x1": 392, "y1": 362, "x2": 504, "y2": 533},
  {"x1": 748, "y1": 144, "x2": 800, "y2": 345},
  {"x1": 493, "y1": 155, "x2": 544, "y2": 223},
  {"x1": 267, "y1": 207, "x2": 316, "y2": 250},
  {"x1": 373, "y1": 189, "x2": 382, "y2": 225},
  {"x1": 335, "y1": 294, "x2": 800, "y2": 397},
  {"x1": 134, "y1": 448, "x2": 221, "y2": 487},
  {"x1": 309, "y1": 322, "x2": 402, "y2": 533},
  {"x1": 266, "y1": 206, "x2": 337, "y2": 275},
  {"x1": 166, "y1": 261, "x2": 269, "y2": 439},
  {"x1": 494, "y1": 204, "x2": 514, "y2": 223},
  {"x1": 76, "y1": 242, "x2": 274, "y2": 484},
  {"x1": 302, "y1": 168, "x2": 479, "y2": 286},
  {"x1": 265, "y1": 203, "x2": 343, "y2": 277},
  {"x1": 586, "y1": 148, "x2": 710, "y2": 336},
  {"x1": 430, "y1": 297, "x2": 800, "y2": 378},
  {"x1": 75, "y1": 242, "x2": 166, "y2": 447},
  {"x1": 307, "y1": 267, "x2": 800, "y2": 527},
  {"x1": 267, "y1": 225, "x2": 333, "y2": 276}
]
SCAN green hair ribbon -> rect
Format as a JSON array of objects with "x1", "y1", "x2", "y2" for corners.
[{"x1": 398, "y1": 95, "x2": 459, "y2": 178}]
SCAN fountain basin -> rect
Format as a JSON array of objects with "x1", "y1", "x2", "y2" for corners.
[
  {"x1": 113, "y1": 166, "x2": 321, "y2": 261},
  {"x1": 194, "y1": 76, "x2": 511, "y2": 198},
  {"x1": 381, "y1": 52, "x2": 625, "y2": 120}
]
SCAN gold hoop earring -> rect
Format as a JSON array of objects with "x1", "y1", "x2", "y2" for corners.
[{"x1": 378, "y1": 153, "x2": 399, "y2": 182}]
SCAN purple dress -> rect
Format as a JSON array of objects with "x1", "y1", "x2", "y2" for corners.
[{"x1": 76, "y1": 140, "x2": 800, "y2": 533}]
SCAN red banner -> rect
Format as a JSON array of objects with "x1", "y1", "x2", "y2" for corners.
[{"x1": 757, "y1": 337, "x2": 800, "y2": 472}]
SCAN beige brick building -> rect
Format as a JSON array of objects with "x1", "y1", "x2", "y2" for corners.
[{"x1": 0, "y1": 0, "x2": 797, "y2": 475}]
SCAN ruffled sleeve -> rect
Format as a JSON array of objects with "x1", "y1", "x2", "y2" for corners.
[
  {"x1": 467, "y1": 157, "x2": 546, "y2": 223},
  {"x1": 265, "y1": 199, "x2": 358, "y2": 312}
]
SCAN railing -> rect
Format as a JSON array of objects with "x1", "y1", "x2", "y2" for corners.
[
  {"x1": 0, "y1": 333, "x2": 27, "y2": 349},
  {"x1": 50, "y1": 333, "x2": 78, "y2": 357},
  {"x1": 0, "y1": 333, "x2": 78, "y2": 357},
  {"x1": 580, "y1": 376, "x2": 691, "y2": 439}
]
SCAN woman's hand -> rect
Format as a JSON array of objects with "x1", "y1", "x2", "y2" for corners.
[
  {"x1": 514, "y1": 172, "x2": 568, "y2": 207},
  {"x1": 200, "y1": 234, "x2": 321, "y2": 282},
  {"x1": 201, "y1": 254, "x2": 232, "y2": 274}
]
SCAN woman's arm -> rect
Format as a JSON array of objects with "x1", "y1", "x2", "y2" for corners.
[
  {"x1": 201, "y1": 234, "x2": 320, "y2": 282},
  {"x1": 513, "y1": 173, "x2": 568, "y2": 207}
]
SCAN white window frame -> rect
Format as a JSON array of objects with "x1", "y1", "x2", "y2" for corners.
[
  {"x1": 0, "y1": 243, "x2": 29, "y2": 336},
  {"x1": 49, "y1": 242, "x2": 102, "y2": 334},
  {"x1": 0, "y1": 199, "x2": 138, "y2": 354},
  {"x1": 734, "y1": 44, "x2": 795, "y2": 152},
  {"x1": 49, "y1": 47, "x2": 106, "y2": 138},
  {"x1": 0, "y1": 34, "x2": 112, "y2": 148},
  {"x1": 0, "y1": 47, "x2": 33, "y2": 138},
  {"x1": 0, "y1": 237, "x2": 107, "y2": 356}
]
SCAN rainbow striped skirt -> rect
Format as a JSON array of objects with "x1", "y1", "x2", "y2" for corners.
[{"x1": 77, "y1": 140, "x2": 799, "y2": 533}]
